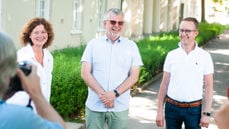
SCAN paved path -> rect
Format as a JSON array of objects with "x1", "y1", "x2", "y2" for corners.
[
  {"x1": 66, "y1": 122, "x2": 83, "y2": 129},
  {"x1": 66, "y1": 31, "x2": 229, "y2": 129},
  {"x1": 127, "y1": 31, "x2": 229, "y2": 129}
]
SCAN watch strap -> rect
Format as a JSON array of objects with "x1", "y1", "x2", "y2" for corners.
[
  {"x1": 114, "y1": 89, "x2": 120, "y2": 97},
  {"x1": 203, "y1": 112, "x2": 211, "y2": 116}
]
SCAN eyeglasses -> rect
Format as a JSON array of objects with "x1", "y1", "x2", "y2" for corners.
[
  {"x1": 179, "y1": 29, "x2": 196, "y2": 34},
  {"x1": 107, "y1": 20, "x2": 124, "y2": 26}
]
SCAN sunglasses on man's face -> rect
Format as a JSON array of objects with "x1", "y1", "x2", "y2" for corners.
[{"x1": 107, "y1": 20, "x2": 124, "y2": 26}]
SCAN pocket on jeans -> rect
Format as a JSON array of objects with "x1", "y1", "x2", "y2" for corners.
[
  {"x1": 188, "y1": 105, "x2": 201, "y2": 115},
  {"x1": 165, "y1": 102, "x2": 175, "y2": 113}
]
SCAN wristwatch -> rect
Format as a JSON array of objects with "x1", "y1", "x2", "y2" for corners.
[
  {"x1": 203, "y1": 112, "x2": 211, "y2": 116},
  {"x1": 114, "y1": 89, "x2": 120, "y2": 97}
]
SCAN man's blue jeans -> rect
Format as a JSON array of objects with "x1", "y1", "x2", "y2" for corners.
[{"x1": 165, "y1": 102, "x2": 201, "y2": 129}]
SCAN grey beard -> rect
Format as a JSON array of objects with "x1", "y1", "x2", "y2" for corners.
[{"x1": 109, "y1": 31, "x2": 120, "y2": 38}]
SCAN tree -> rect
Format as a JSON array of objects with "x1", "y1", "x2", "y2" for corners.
[{"x1": 201, "y1": 0, "x2": 206, "y2": 22}]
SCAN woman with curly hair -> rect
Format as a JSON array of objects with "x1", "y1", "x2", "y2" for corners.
[{"x1": 7, "y1": 17, "x2": 54, "y2": 112}]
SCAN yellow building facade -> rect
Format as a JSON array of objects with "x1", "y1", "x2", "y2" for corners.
[{"x1": 0, "y1": 0, "x2": 227, "y2": 50}]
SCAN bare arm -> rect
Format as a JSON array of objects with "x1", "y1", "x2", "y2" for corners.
[
  {"x1": 199, "y1": 73, "x2": 213, "y2": 128},
  {"x1": 115, "y1": 66, "x2": 140, "y2": 95},
  {"x1": 203, "y1": 73, "x2": 213, "y2": 112},
  {"x1": 157, "y1": 72, "x2": 170, "y2": 112},
  {"x1": 18, "y1": 65, "x2": 67, "y2": 129},
  {"x1": 98, "y1": 66, "x2": 140, "y2": 108},
  {"x1": 156, "y1": 71, "x2": 170, "y2": 127},
  {"x1": 81, "y1": 61, "x2": 105, "y2": 95},
  {"x1": 81, "y1": 61, "x2": 114, "y2": 107},
  {"x1": 81, "y1": 62, "x2": 140, "y2": 96}
]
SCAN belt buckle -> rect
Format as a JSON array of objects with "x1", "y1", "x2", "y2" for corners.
[
  {"x1": 187, "y1": 103, "x2": 191, "y2": 107},
  {"x1": 182, "y1": 103, "x2": 189, "y2": 108}
]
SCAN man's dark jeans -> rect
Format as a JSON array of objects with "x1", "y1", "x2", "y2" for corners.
[{"x1": 165, "y1": 102, "x2": 201, "y2": 129}]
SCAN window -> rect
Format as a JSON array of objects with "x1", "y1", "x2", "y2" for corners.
[
  {"x1": 36, "y1": 0, "x2": 50, "y2": 19},
  {"x1": 71, "y1": 0, "x2": 82, "y2": 34}
]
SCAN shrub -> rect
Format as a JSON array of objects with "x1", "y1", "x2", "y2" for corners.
[
  {"x1": 51, "y1": 47, "x2": 87, "y2": 119},
  {"x1": 136, "y1": 31, "x2": 179, "y2": 82}
]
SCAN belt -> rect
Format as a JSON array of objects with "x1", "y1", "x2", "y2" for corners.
[{"x1": 166, "y1": 96, "x2": 202, "y2": 108}]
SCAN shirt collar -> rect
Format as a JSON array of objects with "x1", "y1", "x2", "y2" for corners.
[
  {"x1": 104, "y1": 35, "x2": 122, "y2": 44},
  {"x1": 178, "y1": 41, "x2": 199, "y2": 51}
]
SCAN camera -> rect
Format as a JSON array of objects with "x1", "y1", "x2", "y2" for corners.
[
  {"x1": 9, "y1": 61, "x2": 32, "y2": 91},
  {"x1": 3, "y1": 61, "x2": 32, "y2": 100}
]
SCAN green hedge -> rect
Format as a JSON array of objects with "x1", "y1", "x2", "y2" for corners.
[
  {"x1": 50, "y1": 23, "x2": 226, "y2": 120},
  {"x1": 51, "y1": 47, "x2": 87, "y2": 119},
  {"x1": 136, "y1": 31, "x2": 179, "y2": 84}
]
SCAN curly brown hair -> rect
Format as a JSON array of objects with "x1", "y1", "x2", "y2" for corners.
[{"x1": 20, "y1": 17, "x2": 54, "y2": 48}]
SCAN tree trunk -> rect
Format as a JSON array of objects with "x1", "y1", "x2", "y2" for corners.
[{"x1": 201, "y1": 0, "x2": 206, "y2": 22}]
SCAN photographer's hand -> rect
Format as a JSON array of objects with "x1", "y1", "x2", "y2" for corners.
[
  {"x1": 17, "y1": 65, "x2": 41, "y2": 95},
  {"x1": 17, "y1": 65, "x2": 67, "y2": 129}
]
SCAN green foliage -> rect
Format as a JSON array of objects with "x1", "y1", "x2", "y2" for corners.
[
  {"x1": 50, "y1": 23, "x2": 226, "y2": 121},
  {"x1": 136, "y1": 31, "x2": 179, "y2": 82},
  {"x1": 197, "y1": 23, "x2": 225, "y2": 45},
  {"x1": 51, "y1": 46, "x2": 87, "y2": 119}
]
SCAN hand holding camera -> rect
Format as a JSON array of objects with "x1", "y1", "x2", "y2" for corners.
[
  {"x1": 3, "y1": 61, "x2": 41, "y2": 100},
  {"x1": 10, "y1": 61, "x2": 32, "y2": 91},
  {"x1": 16, "y1": 63, "x2": 42, "y2": 97}
]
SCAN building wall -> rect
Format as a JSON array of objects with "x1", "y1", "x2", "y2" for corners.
[
  {"x1": 182, "y1": 0, "x2": 201, "y2": 21},
  {"x1": 122, "y1": 0, "x2": 144, "y2": 37},
  {"x1": 1, "y1": 0, "x2": 217, "y2": 51},
  {"x1": 1, "y1": 0, "x2": 35, "y2": 48},
  {"x1": 143, "y1": 0, "x2": 153, "y2": 35},
  {"x1": 0, "y1": 0, "x2": 2, "y2": 30},
  {"x1": 50, "y1": 0, "x2": 78, "y2": 50}
]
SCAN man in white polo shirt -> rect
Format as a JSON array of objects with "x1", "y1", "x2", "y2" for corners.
[{"x1": 156, "y1": 17, "x2": 214, "y2": 129}]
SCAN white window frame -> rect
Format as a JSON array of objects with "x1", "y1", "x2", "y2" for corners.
[
  {"x1": 35, "y1": 0, "x2": 50, "y2": 19},
  {"x1": 71, "y1": 0, "x2": 82, "y2": 34}
]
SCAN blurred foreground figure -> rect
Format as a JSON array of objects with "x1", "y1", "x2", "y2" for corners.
[{"x1": 214, "y1": 87, "x2": 229, "y2": 129}]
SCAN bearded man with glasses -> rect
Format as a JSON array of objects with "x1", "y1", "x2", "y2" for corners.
[
  {"x1": 81, "y1": 8, "x2": 143, "y2": 129},
  {"x1": 156, "y1": 17, "x2": 214, "y2": 129}
]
